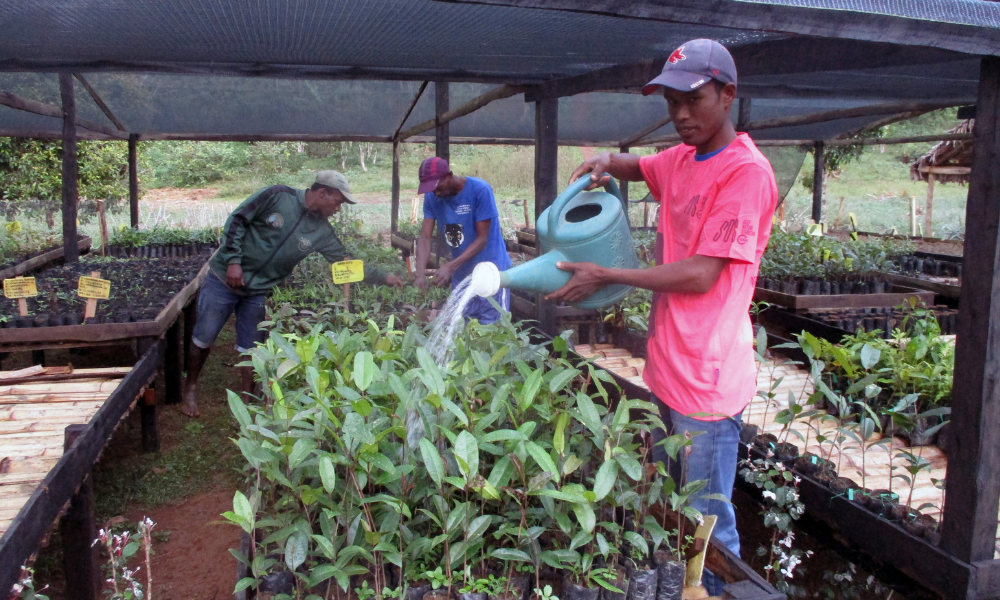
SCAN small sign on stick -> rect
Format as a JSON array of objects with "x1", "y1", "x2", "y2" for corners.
[
  {"x1": 78, "y1": 271, "x2": 110, "y2": 319},
  {"x1": 3, "y1": 277, "x2": 37, "y2": 316},
  {"x1": 331, "y1": 260, "x2": 364, "y2": 285}
]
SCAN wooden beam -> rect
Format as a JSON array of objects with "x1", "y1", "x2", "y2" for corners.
[
  {"x1": 128, "y1": 134, "x2": 138, "y2": 228},
  {"x1": 0, "y1": 89, "x2": 127, "y2": 140},
  {"x1": 619, "y1": 114, "x2": 672, "y2": 148},
  {"x1": 746, "y1": 101, "x2": 960, "y2": 132},
  {"x1": 0, "y1": 59, "x2": 536, "y2": 86},
  {"x1": 390, "y1": 140, "x2": 401, "y2": 234},
  {"x1": 830, "y1": 133, "x2": 973, "y2": 147},
  {"x1": 435, "y1": 82, "x2": 449, "y2": 162},
  {"x1": 618, "y1": 146, "x2": 629, "y2": 203},
  {"x1": 737, "y1": 98, "x2": 752, "y2": 132},
  {"x1": 58, "y1": 424, "x2": 99, "y2": 600},
  {"x1": 60, "y1": 74, "x2": 79, "y2": 264},
  {"x1": 392, "y1": 81, "x2": 429, "y2": 141},
  {"x1": 919, "y1": 165, "x2": 972, "y2": 175},
  {"x1": 72, "y1": 74, "x2": 126, "y2": 132},
  {"x1": 941, "y1": 55, "x2": 1000, "y2": 564},
  {"x1": 138, "y1": 133, "x2": 391, "y2": 143},
  {"x1": 433, "y1": 0, "x2": 1000, "y2": 58},
  {"x1": 534, "y1": 98, "x2": 558, "y2": 336},
  {"x1": 397, "y1": 84, "x2": 525, "y2": 142},
  {"x1": 812, "y1": 141, "x2": 824, "y2": 223}
]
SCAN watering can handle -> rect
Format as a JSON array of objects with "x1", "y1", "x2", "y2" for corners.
[{"x1": 547, "y1": 173, "x2": 623, "y2": 233}]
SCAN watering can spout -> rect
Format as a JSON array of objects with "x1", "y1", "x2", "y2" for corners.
[
  {"x1": 470, "y1": 254, "x2": 570, "y2": 298},
  {"x1": 469, "y1": 174, "x2": 639, "y2": 310}
]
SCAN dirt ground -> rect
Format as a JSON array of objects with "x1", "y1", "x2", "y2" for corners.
[{"x1": 125, "y1": 490, "x2": 240, "y2": 600}]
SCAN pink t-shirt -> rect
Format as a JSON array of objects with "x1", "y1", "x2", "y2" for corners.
[{"x1": 638, "y1": 133, "x2": 777, "y2": 420}]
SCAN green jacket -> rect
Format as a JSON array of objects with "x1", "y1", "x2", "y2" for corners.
[{"x1": 211, "y1": 185, "x2": 386, "y2": 295}]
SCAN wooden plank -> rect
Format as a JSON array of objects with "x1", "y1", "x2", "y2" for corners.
[
  {"x1": 390, "y1": 140, "x2": 401, "y2": 234},
  {"x1": 392, "y1": 81, "x2": 429, "y2": 141},
  {"x1": 0, "y1": 338, "x2": 163, "y2": 594},
  {"x1": 0, "y1": 237, "x2": 92, "y2": 281},
  {"x1": 0, "y1": 380, "x2": 120, "y2": 395},
  {"x1": 827, "y1": 132, "x2": 974, "y2": 147},
  {"x1": 753, "y1": 286, "x2": 934, "y2": 311},
  {"x1": 534, "y1": 97, "x2": 559, "y2": 336},
  {"x1": 942, "y1": 56, "x2": 1000, "y2": 564},
  {"x1": 919, "y1": 165, "x2": 972, "y2": 175},
  {"x1": 398, "y1": 84, "x2": 525, "y2": 141},
  {"x1": 884, "y1": 273, "x2": 960, "y2": 299}
]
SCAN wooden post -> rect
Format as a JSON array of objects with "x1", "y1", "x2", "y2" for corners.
[
  {"x1": 183, "y1": 299, "x2": 197, "y2": 368},
  {"x1": 411, "y1": 196, "x2": 420, "y2": 224},
  {"x1": 435, "y1": 82, "x2": 449, "y2": 163},
  {"x1": 164, "y1": 320, "x2": 182, "y2": 405},
  {"x1": 60, "y1": 73, "x2": 79, "y2": 264},
  {"x1": 97, "y1": 199, "x2": 108, "y2": 256},
  {"x1": 128, "y1": 134, "x2": 139, "y2": 228},
  {"x1": 59, "y1": 424, "x2": 99, "y2": 600},
  {"x1": 812, "y1": 141, "x2": 825, "y2": 224},
  {"x1": 136, "y1": 337, "x2": 159, "y2": 453},
  {"x1": 925, "y1": 173, "x2": 935, "y2": 237},
  {"x1": 619, "y1": 146, "x2": 630, "y2": 204},
  {"x1": 941, "y1": 56, "x2": 1000, "y2": 564},
  {"x1": 909, "y1": 196, "x2": 918, "y2": 236},
  {"x1": 523, "y1": 198, "x2": 531, "y2": 229},
  {"x1": 737, "y1": 98, "x2": 752, "y2": 132},
  {"x1": 534, "y1": 98, "x2": 559, "y2": 335},
  {"x1": 390, "y1": 140, "x2": 400, "y2": 233}
]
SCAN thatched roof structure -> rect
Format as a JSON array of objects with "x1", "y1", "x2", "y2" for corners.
[{"x1": 910, "y1": 119, "x2": 974, "y2": 184}]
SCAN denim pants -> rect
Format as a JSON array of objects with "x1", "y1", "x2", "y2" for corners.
[
  {"x1": 191, "y1": 271, "x2": 267, "y2": 353},
  {"x1": 651, "y1": 394, "x2": 743, "y2": 590}
]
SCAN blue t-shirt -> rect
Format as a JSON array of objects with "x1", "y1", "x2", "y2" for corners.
[{"x1": 423, "y1": 176, "x2": 512, "y2": 285}]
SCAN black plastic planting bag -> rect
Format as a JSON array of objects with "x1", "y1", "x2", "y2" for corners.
[
  {"x1": 600, "y1": 568, "x2": 628, "y2": 600},
  {"x1": 562, "y1": 576, "x2": 600, "y2": 600},
  {"x1": 458, "y1": 593, "x2": 487, "y2": 600},
  {"x1": 406, "y1": 585, "x2": 431, "y2": 600},
  {"x1": 626, "y1": 565, "x2": 658, "y2": 600},
  {"x1": 654, "y1": 551, "x2": 684, "y2": 600}
]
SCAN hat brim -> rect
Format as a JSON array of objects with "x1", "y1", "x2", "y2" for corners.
[
  {"x1": 417, "y1": 179, "x2": 440, "y2": 195},
  {"x1": 642, "y1": 70, "x2": 712, "y2": 95},
  {"x1": 341, "y1": 191, "x2": 357, "y2": 205}
]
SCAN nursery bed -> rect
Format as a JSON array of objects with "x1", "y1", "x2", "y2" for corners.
[
  {"x1": 753, "y1": 284, "x2": 934, "y2": 312},
  {"x1": 0, "y1": 342, "x2": 164, "y2": 597},
  {"x1": 576, "y1": 327, "x2": 1000, "y2": 599}
]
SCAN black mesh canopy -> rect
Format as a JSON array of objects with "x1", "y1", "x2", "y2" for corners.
[{"x1": 0, "y1": 0, "x2": 991, "y2": 141}]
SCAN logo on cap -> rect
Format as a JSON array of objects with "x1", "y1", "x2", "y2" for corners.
[{"x1": 668, "y1": 46, "x2": 686, "y2": 64}]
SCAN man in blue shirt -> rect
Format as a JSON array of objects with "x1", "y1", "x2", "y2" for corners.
[{"x1": 414, "y1": 157, "x2": 512, "y2": 324}]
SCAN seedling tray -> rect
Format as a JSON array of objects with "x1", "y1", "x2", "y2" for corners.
[
  {"x1": 0, "y1": 262, "x2": 208, "y2": 351},
  {"x1": 753, "y1": 284, "x2": 934, "y2": 312},
  {"x1": 737, "y1": 444, "x2": 1000, "y2": 600}
]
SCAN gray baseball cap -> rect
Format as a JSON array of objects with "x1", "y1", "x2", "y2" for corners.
[
  {"x1": 314, "y1": 170, "x2": 356, "y2": 204},
  {"x1": 642, "y1": 39, "x2": 737, "y2": 95}
]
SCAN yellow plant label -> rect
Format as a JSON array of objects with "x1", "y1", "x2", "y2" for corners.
[
  {"x1": 3, "y1": 277, "x2": 37, "y2": 298},
  {"x1": 331, "y1": 260, "x2": 364, "y2": 284},
  {"x1": 807, "y1": 223, "x2": 824, "y2": 237},
  {"x1": 849, "y1": 213, "x2": 858, "y2": 231},
  {"x1": 78, "y1": 276, "x2": 111, "y2": 299}
]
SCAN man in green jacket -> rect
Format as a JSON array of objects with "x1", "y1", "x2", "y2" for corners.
[{"x1": 182, "y1": 170, "x2": 403, "y2": 417}]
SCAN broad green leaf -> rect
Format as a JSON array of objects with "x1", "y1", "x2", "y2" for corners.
[
  {"x1": 562, "y1": 454, "x2": 584, "y2": 477},
  {"x1": 492, "y1": 548, "x2": 532, "y2": 562},
  {"x1": 454, "y1": 431, "x2": 480, "y2": 480},
  {"x1": 343, "y1": 412, "x2": 375, "y2": 446},
  {"x1": 285, "y1": 531, "x2": 308, "y2": 570},
  {"x1": 572, "y1": 502, "x2": 596, "y2": 533},
  {"x1": 553, "y1": 413, "x2": 569, "y2": 456},
  {"x1": 860, "y1": 343, "x2": 881, "y2": 370},
  {"x1": 575, "y1": 392, "x2": 602, "y2": 436},
  {"x1": 520, "y1": 369, "x2": 543, "y2": 409},
  {"x1": 466, "y1": 515, "x2": 492, "y2": 540},
  {"x1": 593, "y1": 459, "x2": 617, "y2": 501},
  {"x1": 549, "y1": 368, "x2": 579, "y2": 394},
  {"x1": 481, "y1": 429, "x2": 526, "y2": 444},
  {"x1": 233, "y1": 491, "x2": 253, "y2": 525},
  {"x1": 228, "y1": 390, "x2": 252, "y2": 429},
  {"x1": 288, "y1": 438, "x2": 317, "y2": 470},
  {"x1": 525, "y1": 441, "x2": 558, "y2": 479},
  {"x1": 353, "y1": 351, "x2": 377, "y2": 392},
  {"x1": 615, "y1": 453, "x2": 642, "y2": 481},
  {"x1": 419, "y1": 438, "x2": 445, "y2": 488}
]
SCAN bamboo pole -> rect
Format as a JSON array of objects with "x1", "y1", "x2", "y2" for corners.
[
  {"x1": 910, "y1": 195, "x2": 918, "y2": 236},
  {"x1": 926, "y1": 173, "x2": 935, "y2": 237}
]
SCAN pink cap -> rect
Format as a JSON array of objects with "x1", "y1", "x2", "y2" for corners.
[{"x1": 418, "y1": 156, "x2": 450, "y2": 194}]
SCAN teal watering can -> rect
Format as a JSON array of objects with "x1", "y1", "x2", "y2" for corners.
[{"x1": 472, "y1": 174, "x2": 640, "y2": 309}]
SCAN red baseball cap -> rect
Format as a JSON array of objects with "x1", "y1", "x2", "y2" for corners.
[{"x1": 418, "y1": 157, "x2": 450, "y2": 194}]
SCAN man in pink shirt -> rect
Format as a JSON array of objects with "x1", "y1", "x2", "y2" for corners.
[{"x1": 548, "y1": 39, "x2": 778, "y2": 568}]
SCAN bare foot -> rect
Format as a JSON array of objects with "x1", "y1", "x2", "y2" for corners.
[{"x1": 180, "y1": 385, "x2": 200, "y2": 418}]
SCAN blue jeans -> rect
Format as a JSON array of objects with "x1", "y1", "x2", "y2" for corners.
[
  {"x1": 463, "y1": 287, "x2": 510, "y2": 325},
  {"x1": 191, "y1": 271, "x2": 267, "y2": 353},
  {"x1": 651, "y1": 396, "x2": 743, "y2": 593}
]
